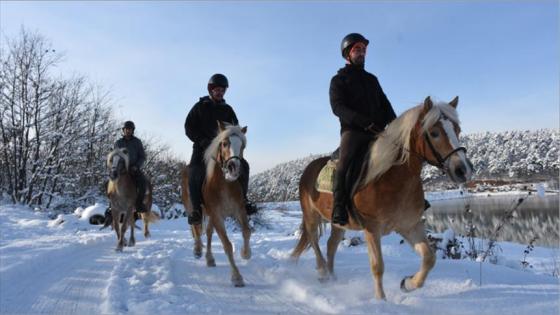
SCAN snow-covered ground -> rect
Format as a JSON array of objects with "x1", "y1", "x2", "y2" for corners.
[{"x1": 1, "y1": 201, "x2": 558, "y2": 315}]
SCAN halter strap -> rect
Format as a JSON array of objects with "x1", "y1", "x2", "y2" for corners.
[{"x1": 423, "y1": 132, "x2": 467, "y2": 169}]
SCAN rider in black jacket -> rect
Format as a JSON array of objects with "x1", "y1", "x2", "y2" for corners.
[
  {"x1": 184, "y1": 74, "x2": 256, "y2": 225},
  {"x1": 329, "y1": 33, "x2": 397, "y2": 226},
  {"x1": 114, "y1": 120, "x2": 148, "y2": 213}
]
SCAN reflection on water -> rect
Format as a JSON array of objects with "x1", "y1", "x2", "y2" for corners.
[{"x1": 425, "y1": 193, "x2": 559, "y2": 247}]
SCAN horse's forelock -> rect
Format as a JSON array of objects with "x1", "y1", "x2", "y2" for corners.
[{"x1": 422, "y1": 102, "x2": 460, "y2": 131}]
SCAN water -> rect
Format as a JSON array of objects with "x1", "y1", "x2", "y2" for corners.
[{"x1": 425, "y1": 193, "x2": 559, "y2": 247}]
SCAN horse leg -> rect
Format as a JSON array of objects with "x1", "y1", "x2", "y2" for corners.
[
  {"x1": 128, "y1": 212, "x2": 136, "y2": 247},
  {"x1": 237, "y1": 210, "x2": 252, "y2": 260},
  {"x1": 142, "y1": 213, "x2": 150, "y2": 238},
  {"x1": 326, "y1": 224, "x2": 345, "y2": 280},
  {"x1": 400, "y1": 222, "x2": 436, "y2": 293},
  {"x1": 191, "y1": 222, "x2": 203, "y2": 259},
  {"x1": 121, "y1": 212, "x2": 130, "y2": 248},
  {"x1": 211, "y1": 215, "x2": 244, "y2": 287},
  {"x1": 306, "y1": 211, "x2": 328, "y2": 282},
  {"x1": 205, "y1": 220, "x2": 216, "y2": 267},
  {"x1": 364, "y1": 228, "x2": 386, "y2": 300},
  {"x1": 114, "y1": 212, "x2": 124, "y2": 252}
]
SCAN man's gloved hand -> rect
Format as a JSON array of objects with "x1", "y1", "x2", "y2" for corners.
[{"x1": 364, "y1": 122, "x2": 382, "y2": 134}]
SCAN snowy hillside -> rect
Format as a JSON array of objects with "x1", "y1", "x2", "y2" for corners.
[
  {"x1": 249, "y1": 129, "x2": 559, "y2": 202},
  {"x1": 0, "y1": 201, "x2": 558, "y2": 315}
]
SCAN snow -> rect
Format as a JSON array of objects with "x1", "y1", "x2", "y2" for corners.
[{"x1": 1, "y1": 201, "x2": 558, "y2": 315}]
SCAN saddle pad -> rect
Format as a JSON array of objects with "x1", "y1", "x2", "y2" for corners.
[{"x1": 315, "y1": 160, "x2": 337, "y2": 194}]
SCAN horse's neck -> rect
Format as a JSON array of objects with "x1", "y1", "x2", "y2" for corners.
[{"x1": 114, "y1": 174, "x2": 135, "y2": 196}]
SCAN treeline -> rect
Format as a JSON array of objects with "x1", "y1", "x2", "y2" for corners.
[{"x1": 0, "y1": 28, "x2": 181, "y2": 211}]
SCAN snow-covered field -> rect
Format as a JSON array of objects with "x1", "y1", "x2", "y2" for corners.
[{"x1": 1, "y1": 201, "x2": 558, "y2": 315}]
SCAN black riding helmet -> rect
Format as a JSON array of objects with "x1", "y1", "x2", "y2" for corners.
[
  {"x1": 123, "y1": 120, "x2": 135, "y2": 130},
  {"x1": 341, "y1": 33, "x2": 369, "y2": 59},
  {"x1": 207, "y1": 73, "x2": 229, "y2": 92}
]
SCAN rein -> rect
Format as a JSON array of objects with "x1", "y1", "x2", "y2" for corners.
[{"x1": 213, "y1": 145, "x2": 242, "y2": 176}]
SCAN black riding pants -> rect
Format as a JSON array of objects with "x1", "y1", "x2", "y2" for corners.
[
  {"x1": 132, "y1": 169, "x2": 146, "y2": 211},
  {"x1": 334, "y1": 130, "x2": 375, "y2": 208}
]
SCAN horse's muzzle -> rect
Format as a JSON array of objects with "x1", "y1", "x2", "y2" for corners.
[
  {"x1": 224, "y1": 159, "x2": 241, "y2": 182},
  {"x1": 447, "y1": 156, "x2": 473, "y2": 184}
]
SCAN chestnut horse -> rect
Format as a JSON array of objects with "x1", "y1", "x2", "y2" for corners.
[
  {"x1": 291, "y1": 97, "x2": 472, "y2": 299},
  {"x1": 107, "y1": 148, "x2": 159, "y2": 251},
  {"x1": 181, "y1": 122, "x2": 251, "y2": 287}
]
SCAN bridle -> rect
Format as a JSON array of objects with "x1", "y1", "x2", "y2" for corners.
[
  {"x1": 422, "y1": 115, "x2": 467, "y2": 171},
  {"x1": 213, "y1": 135, "x2": 244, "y2": 176}
]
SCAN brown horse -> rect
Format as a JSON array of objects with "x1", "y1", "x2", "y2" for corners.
[
  {"x1": 106, "y1": 148, "x2": 159, "y2": 251},
  {"x1": 181, "y1": 122, "x2": 251, "y2": 287},
  {"x1": 291, "y1": 96, "x2": 473, "y2": 300}
]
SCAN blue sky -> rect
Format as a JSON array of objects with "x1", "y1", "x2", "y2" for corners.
[{"x1": 1, "y1": 1, "x2": 558, "y2": 173}]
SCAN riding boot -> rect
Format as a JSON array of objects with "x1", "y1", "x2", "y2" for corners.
[
  {"x1": 188, "y1": 162, "x2": 205, "y2": 225},
  {"x1": 239, "y1": 158, "x2": 258, "y2": 215},
  {"x1": 101, "y1": 206, "x2": 113, "y2": 230},
  {"x1": 332, "y1": 173, "x2": 349, "y2": 225},
  {"x1": 424, "y1": 199, "x2": 431, "y2": 211}
]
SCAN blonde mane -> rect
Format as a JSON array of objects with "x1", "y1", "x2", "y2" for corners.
[
  {"x1": 363, "y1": 100, "x2": 460, "y2": 185},
  {"x1": 204, "y1": 124, "x2": 247, "y2": 179}
]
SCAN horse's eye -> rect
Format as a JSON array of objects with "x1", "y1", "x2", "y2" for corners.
[{"x1": 430, "y1": 130, "x2": 440, "y2": 138}]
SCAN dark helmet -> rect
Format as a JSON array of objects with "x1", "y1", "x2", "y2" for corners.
[
  {"x1": 123, "y1": 121, "x2": 135, "y2": 130},
  {"x1": 341, "y1": 33, "x2": 369, "y2": 58},
  {"x1": 208, "y1": 73, "x2": 229, "y2": 89}
]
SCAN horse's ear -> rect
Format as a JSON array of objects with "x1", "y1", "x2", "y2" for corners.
[
  {"x1": 449, "y1": 96, "x2": 459, "y2": 108},
  {"x1": 217, "y1": 120, "x2": 226, "y2": 132},
  {"x1": 241, "y1": 126, "x2": 247, "y2": 134},
  {"x1": 423, "y1": 96, "x2": 433, "y2": 113}
]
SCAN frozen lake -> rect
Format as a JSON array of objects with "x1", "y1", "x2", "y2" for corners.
[{"x1": 425, "y1": 193, "x2": 559, "y2": 247}]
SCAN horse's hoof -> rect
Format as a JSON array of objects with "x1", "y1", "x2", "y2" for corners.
[
  {"x1": 115, "y1": 247, "x2": 123, "y2": 253},
  {"x1": 194, "y1": 247, "x2": 203, "y2": 259},
  {"x1": 241, "y1": 248, "x2": 251, "y2": 260},
  {"x1": 232, "y1": 276, "x2": 245, "y2": 287},
  {"x1": 400, "y1": 276, "x2": 415, "y2": 293},
  {"x1": 128, "y1": 240, "x2": 136, "y2": 247},
  {"x1": 206, "y1": 258, "x2": 216, "y2": 267},
  {"x1": 144, "y1": 232, "x2": 151, "y2": 238}
]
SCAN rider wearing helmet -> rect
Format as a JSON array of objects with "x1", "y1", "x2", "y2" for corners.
[
  {"x1": 114, "y1": 120, "x2": 148, "y2": 213},
  {"x1": 329, "y1": 33, "x2": 397, "y2": 225},
  {"x1": 184, "y1": 73, "x2": 256, "y2": 225}
]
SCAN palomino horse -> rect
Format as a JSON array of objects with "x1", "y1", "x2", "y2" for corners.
[
  {"x1": 107, "y1": 148, "x2": 159, "y2": 251},
  {"x1": 181, "y1": 122, "x2": 251, "y2": 287},
  {"x1": 291, "y1": 96, "x2": 473, "y2": 300}
]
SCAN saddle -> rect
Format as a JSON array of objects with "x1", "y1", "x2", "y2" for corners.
[
  {"x1": 315, "y1": 144, "x2": 371, "y2": 226},
  {"x1": 315, "y1": 144, "x2": 371, "y2": 196}
]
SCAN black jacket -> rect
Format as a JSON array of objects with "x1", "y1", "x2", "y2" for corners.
[
  {"x1": 329, "y1": 64, "x2": 397, "y2": 133},
  {"x1": 114, "y1": 135, "x2": 146, "y2": 169},
  {"x1": 184, "y1": 96, "x2": 239, "y2": 150}
]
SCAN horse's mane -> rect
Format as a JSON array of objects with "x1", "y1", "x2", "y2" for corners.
[
  {"x1": 107, "y1": 148, "x2": 130, "y2": 172},
  {"x1": 363, "y1": 100, "x2": 460, "y2": 185},
  {"x1": 204, "y1": 124, "x2": 247, "y2": 179}
]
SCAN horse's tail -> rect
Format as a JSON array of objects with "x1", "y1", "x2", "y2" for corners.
[
  {"x1": 291, "y1": 156, "x2": 329, "y2": 260},
  {"x1": 141, "y1": 210, "x2": 160, "y2": 224}
]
